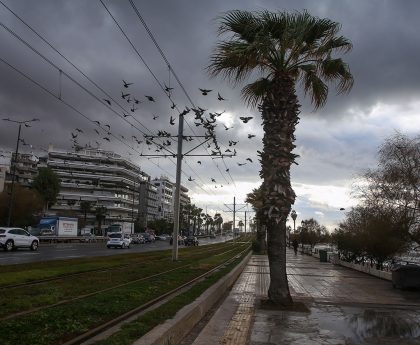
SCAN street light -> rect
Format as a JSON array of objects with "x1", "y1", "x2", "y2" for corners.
[
  {"x1": 2, "y1": 117, "x2": 39, "y2": 226},
  {"x1": 290, "y1": 209, "x2": 297, "y2": 247}
]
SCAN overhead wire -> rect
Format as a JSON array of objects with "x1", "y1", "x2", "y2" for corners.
[
  {"x1": 0, "y1": 16, "x2": 218, "y2": 197},
  {"x1": 106, "y1": 0, "x2": 235, "y2": 187},
  {"x1": 97, "y1": 0, "x2": 221, "y2": 196},
  {"x1": 128, "y1": 0, "x2": 236, "y2": 186},
  {"x1": 1, "y1": 3, "x2": 228, "y2": 200}
]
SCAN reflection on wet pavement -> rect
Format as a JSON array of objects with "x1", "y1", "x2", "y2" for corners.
[{"x1": 249, "y1": 251, "x2": 420, "y2": 345}]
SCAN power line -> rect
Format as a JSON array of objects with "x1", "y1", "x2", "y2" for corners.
[
  {"x1": 101, "y1": 0, "x2": 235, "y2": 187},
  {"x1": 0, "y1": 4, "x2": 227, "y2": 200},
  {"x1": 127, "y1": 0, "x2": 236, "y2": 187}
]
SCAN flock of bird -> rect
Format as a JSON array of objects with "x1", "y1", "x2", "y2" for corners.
[{"x1": 66, "y1": 79, "x2": 258, "y2": 187}]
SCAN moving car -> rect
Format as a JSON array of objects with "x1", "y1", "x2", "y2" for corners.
[
  {"x1": 184, "y1": 236, "x2": 199, "y2": 246},
  {"x1": 0, "y1": 227, "x2": 39, "y2": 251},
  {"x1": 106, "y1": 232, "x2": 131, "y2": 249}
]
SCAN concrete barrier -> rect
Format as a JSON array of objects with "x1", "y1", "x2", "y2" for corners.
[
  {"x1": 133, "y1": 251, "x2": 252, "y2": 345},
  {"x1": 334, "y1": 259, "x2": 392, "y2": 281}
]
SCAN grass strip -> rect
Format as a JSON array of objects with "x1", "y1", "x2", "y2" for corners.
[
  {"x1": 0, "y1": 241, "x2": 235, "y2": 287},
  {"x1": 0, "y1": 243, "x2": 239, "y2": 318},
  {"x1": 94, "y1": 249, "x2": 250, "y2": 345},
  {"x1": 0, "y1": 243, "x2": 249, "y2": 345}
]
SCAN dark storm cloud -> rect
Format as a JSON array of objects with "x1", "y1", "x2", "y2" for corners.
[{"x1": 0, "y1": 0, "x2": 419, "y2": 206}]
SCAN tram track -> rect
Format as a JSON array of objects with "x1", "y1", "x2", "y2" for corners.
[
  {"x1": 0, "y1": 241, "x2": 235, "y2": 290},
  {"x1": 63, "y1": 246, "x2": 251, "y2": 345}
]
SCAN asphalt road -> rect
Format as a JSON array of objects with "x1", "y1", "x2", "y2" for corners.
[{"x1": 0, "y1": 236, "x2": 230, "y2": 265}]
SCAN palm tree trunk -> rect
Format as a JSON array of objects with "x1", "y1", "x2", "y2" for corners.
[{"x1": 261, "y1": 74, "x2": 300, "y2": 306}]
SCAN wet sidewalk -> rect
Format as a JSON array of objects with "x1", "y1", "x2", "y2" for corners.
[{"x1": 192, "y1": 249, "x2": 420, "y2": 345}]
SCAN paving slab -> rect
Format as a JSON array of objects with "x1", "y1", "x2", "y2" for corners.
[
  {"x1": 250, "y1": 250, "x2": 420, "y2": 345},
  {"x1": 192, "y1": 249, "x2": 420, "y2": 345}
]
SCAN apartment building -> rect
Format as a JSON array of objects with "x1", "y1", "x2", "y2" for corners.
[
  {"x1": 138, "y1": 177, "x2": 159, "y2": 228},
  {"x1": 45, "y1": 146, "x2": 149, "y2": 230},
  {"x1": 153, "y1": 176, "x2": 174, "y2": 222}
]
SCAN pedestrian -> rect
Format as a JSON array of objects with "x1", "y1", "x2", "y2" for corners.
[{"x1": 292, "y1": 239, "x2": 298, "y2": 255}]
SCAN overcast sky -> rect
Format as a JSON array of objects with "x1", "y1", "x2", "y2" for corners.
[{"x1": 0, "y1": 0, "x2": 419, "y2": 230}]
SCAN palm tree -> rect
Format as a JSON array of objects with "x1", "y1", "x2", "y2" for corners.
[
  {"x1": 95, "y1": 206, "x2": 107, "y2": 236},
  {"x1": 209, "y1": 10, "x2": 353, "y2": 305},
  {"x1": 246, "y1": 186, "x2": 266, "y2": 253},
  {"x1": 80, "y1": 200, "x2": 92, "y2": 227},
  {"x1": 214, "y1": 213, "x2": 223, "y2": 234}
]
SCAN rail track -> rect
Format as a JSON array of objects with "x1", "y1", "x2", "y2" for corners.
[
  {"x1": 63, "y1": 245, "x2": 251, "y2": 345},
  {"x1": 0, "y1": 241, "x2": 235, "y2": 290},
  {"x1": 0, "y1": 241, "x2": 251, "y2": 345}
]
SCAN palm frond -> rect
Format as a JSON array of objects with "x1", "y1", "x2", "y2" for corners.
[
  {"x1": 241, "y1": 78, "x2": 271, "y2": 108},
  {"x1": 302, "y1": 71, "x2": 328, "y2": 109},
  {"x1": 320, "y1": 58, "x2": 353, "y2": 94}
]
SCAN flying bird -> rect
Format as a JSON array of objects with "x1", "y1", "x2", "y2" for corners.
[
  {"x1": 121, "y1": 91, "x2": 130, "y2": 99},
  {"x1": 225, "y1": 168, "x2": 230, "y2": 172},
  {"x1": 145, "y1": 95, "x2": 155, "y2": 102},
  {"x1": 71, "y1": 132, "x2": 78, "y2": 139},
  {"x1": 340, "y1": 208, "x2": 345, "y2": 211},
  {"x1": 75, "y1": 128, "x2": 83, "y2": 133},
  {"x1": 248, "y1": 134, "x2": 256, "y2": 139},
  {"x1": 199, "y1": 88, "x2": 212, "y2": 96},
  {"x1": 197, "y1": 161, "x2": 202, "y2": 165},
  {"x1": 93, "y1": 120, "x2": 100, "y2": 125},
  {"x1": 131, "y1": 104, "x2": 138, "y2": 112},
  {"x1": 24, "y1": 123, "x2": 31, "y2": 128},
  {"x1": 239, "y1": 116, "x2": 253, "y2": 123},
  {"x1": 223, "y1": 124, "x2": 233, "y2": 131},
  {"x1": 211, "y1": 178, "x2": 216, "y2": 183},
  {"x1": 103, "y1": 137, "x2": 110, "y2": 141},
  {"x1": 94, "y1": 129, "x2": 100, "y2": 135},
  {"x1": 153, "y1": 114, "x2": 159, "y2": 120},
  {"x1": 134, "y1": 98, "x2": 141, "y2": 104},
  {"x1": 246, "y1": 158, "x2": 253, "y2": 163},
  {"x1": 103, "y1": 98, "x2": 111, "y2": 106},
  {"x1": 123, "y1": 80, "x2": 132, "y2": 88},
  {"x1": 170, "y1": 102, "x2": 176, "y2": 109},
  {"x1": 170, "y1": 116, "x2": 175, "y2": 126},
  {"x1": 104, "y1": 124, "x2": 111, "y2": 130},
  {"x1": 188, "y1": 176, "x2": 194, "y2": 181},
  {"x1": 164, "y1": 84, "x2": 174, "y2": 93},
  {"x1": 237, "y1": 162, "x2": 247, "y2": 166},
  {"x1": 217, "y1": 92, "x2": 226, "y2": 101},
  {"x1": 123, "y1": 113, "x2": 130, "y2": 118}
]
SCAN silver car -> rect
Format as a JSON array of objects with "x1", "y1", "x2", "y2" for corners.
[
  {"x1": 0, "y1": 227, "x2": 40, "y2": 251},
  {"x1": 106, "y1": 232, "x2": 131, "y2": 249}
]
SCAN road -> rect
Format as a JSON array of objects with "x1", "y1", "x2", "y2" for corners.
[{"x1": 0, "y1": 236, "x2": 230, "y2": 265}]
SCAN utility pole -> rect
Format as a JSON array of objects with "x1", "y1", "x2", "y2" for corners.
[
  {"x1": 140, "y1": 108, "x2": 234, "y2": 261},
  {"x1": 2, "y1": 117, "x2": 39, "y2": 226},
  {"x1": 244, "y1": 211, "x2": 247, "y2": 233},
  {"x1": 172, "y1": 112, "x2": 184, "y2": 261},
  {"x1": 224, "y1": 197, "x2": 248, "y2": 240}
]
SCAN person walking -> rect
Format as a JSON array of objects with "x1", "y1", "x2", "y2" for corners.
[{"x1": 292, "y1": 239, "x2": 298, "y2": 255}]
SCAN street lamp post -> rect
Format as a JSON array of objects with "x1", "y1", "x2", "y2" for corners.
[
  {"x1": 2, "y1": 117, "x2": 39, "y2": 226},
  {"x1": 290, "y1": 209, "x2": 297, "y2": 247}
]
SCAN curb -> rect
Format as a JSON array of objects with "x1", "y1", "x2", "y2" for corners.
[{"x1": 133, "y1": 251, "x2": 252, "y2": 345}]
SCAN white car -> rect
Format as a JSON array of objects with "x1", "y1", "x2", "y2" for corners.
[
  {"x1": 0, "y1": 227, "x2": 40, "y2": 251},
  {"x1": 106, "y1": 232, "x2": 131, "y2": 249}
]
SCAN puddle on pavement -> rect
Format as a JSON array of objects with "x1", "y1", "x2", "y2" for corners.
[{"x1": 312, "y1": 304, "x2": 420, "y2": 344}]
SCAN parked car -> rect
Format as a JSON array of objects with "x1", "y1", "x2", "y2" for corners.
[
  {"x1": 139, "y1": 233, "x2": 155, "y2": 243},
  {"x1": 0, "y1": 227, "x2": 40, "y2": 251},
  {"x1": 130, "y1": 234, "x2": 145, "y2": 244},
  {"x1": 106, "y1": 232, "x2": 131, "y2": 249},
  {"x1": 169, "y1": 235, "x2": 185, "y2": 245},
  {"x1": 184, "y1": 236, "x2": 199, "y2": 246},
  {"x1": 39, "y1": 229, "x2": 55, "y2": 236},
  {"x1": 80, "y1": 233, "x2": 96, "y2": 243}
]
